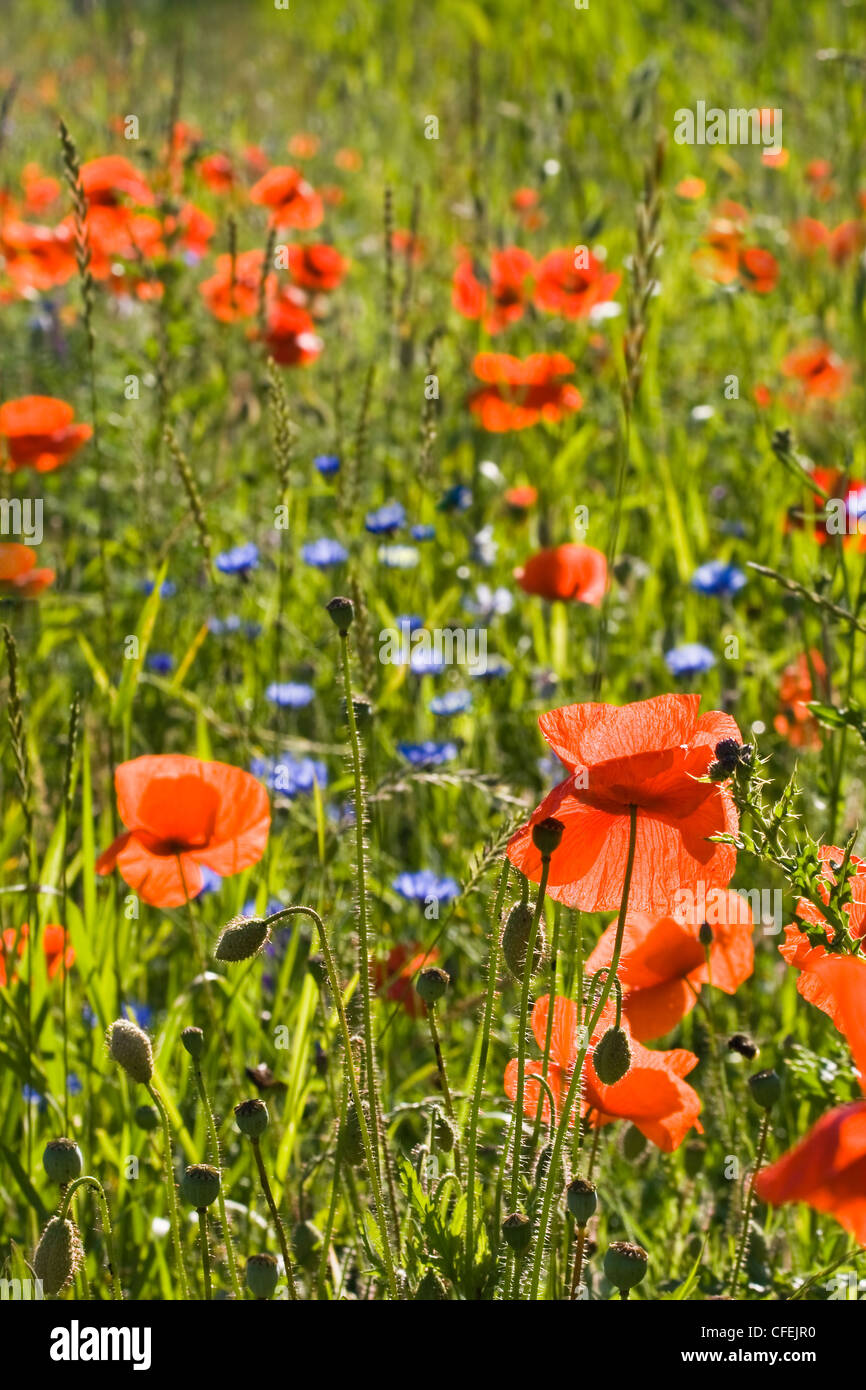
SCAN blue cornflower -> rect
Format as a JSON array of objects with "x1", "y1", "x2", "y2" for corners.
[
  {"x1": 67, "y1": 1072, "x2": 83, "y2": 1095},
  {"x1": 410, "y1": 648, "x2": 446, "y2": 676},
  {"x1": 395, "y1": 614, "x2": 424, "y2": 633},
  {"x1": 470, "y1": 654, "x2": 511, "y2": 679},
  {"x1": 140, "y1": 578, "x2": 177, "y2": 598},
  {"x1": 252, "y1": 753, "x2": 328, "y2": 797},
  {"x1": 378, "y1": 544, "x2": 419, "y2": 569},
  {"x1": 302, "y1": 538, "x2": 348, "y2": 568},
  {"x1": 437, "y1": 484, "x2": 472, "y2": 512},
  {"x1": 22, "y1": 1084, "x2": 47, "y2": 1110},
  {"x1": 197, "y1": 866, "x2": 223, "y2": 897},
  {"x1": 665, "y1": 643, "x2": 716, "y2": 678},
  {"x1": 265, "y1": 682, "x2": 315, "y2": 708},
  {"x1": 393, "y1": 870, "x2": 460, "y2": 905},
  {"x1": 411, "y1": 524, "x2": 436, "y2": 541},
  {"x1": 365, "y1": 501, "x2": 406, "y2": 534},
  {"x1": 123, "y1": 1000, "x2": 153, "y2": 1030},
  {"x1": 314, "y1": 454, "x2": 340, "y2": 476},
  {"x1": 691, "y1": 560, "x2": 747, "y2": 599},
  {"x1": 243, "y1": 897, "x2": 284, "y2": 920},
  {"x1": 463, "y1": 584, "x2": 514, "y2": 618},
  {"x1": 146, "y1": 652, "x2": 174, "y2": 675},
  {"x1": 215, "y1": 542, "x2": 259, "y2": 575},
  {"x1": 397, "y1": 740, "x2": 458, "y2": 767},
  {"x1": 327, "y1": 800, "x2": 356, "y2": 828},
  {"x1": 430, "y1": 689, "x2": 472, "y2": 716}
]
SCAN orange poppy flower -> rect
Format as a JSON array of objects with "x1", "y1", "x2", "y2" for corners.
[
  {"x1": 452, "y1": 247, "x2": 535, "y2": 334},
  {"x1": 781, "y1": 341, "x2": 850, "y2": 400},
  {"x1": 515, "y1": 543, "x2": 607, "y2": 606},
  {"x1": 779, "y1": 845, "x2": 866, "y2": 1030},
  {"x1": 79, "y1": 155, "x2": 154, "y2": 207},
  {"x1": 0, "y1": 220, "x2": 76, "y2": 296},
  {"x1": 0, "y1": 543, "x2": 54, "y2": 598},
  {"x1": 164, "y1": 203, "x2": 215, "y2": 260},
  {"x1": 197, "y1": 152, "x2": 235, "y2": 194},
  {"x1": 21, "y1": 163, "x2": 61, "y2": 214},
  {"x1": 585, "y1": 890, "x2": 754, "y2": 1042},
  {"x1": 391, "y1": 229, "x2": 426, "y2": 263},
  {"x1": 507, "y1": 694, "x2": 740, "y2": 915},
  {"x1": 374, "y1": 942, "x2": 440, "y2": 1018},
  {"x1": 0, "y1": 396, "x2": 92, "y2": 473},
  {"x1": 773, "y1": 649, "x2": 827, "y2": 748},
  {"x1": 504, "y1": 994, "x2": 702, "y2": 1151},
  {"x1": 504, "y1": 485, "x2": 538, "y2": 513},
  {"x1": 286, "y1": 242, "x2": 348, "y2": 292},
  {"x1": 199, "y1": 249, "x2": 269, "y2": 322},
  {"x1": 675, "y1": 177, "x2": 706, "y2": 200},
  {"x1": 738, "y1": 246, "x2": 779, "y2": 294},
  {"x1": 96, "y1": 754, "x2": 270, "y2": 908},
  {"x1": 0, "y1": 923, "x2": 73, "y2": 987},
  {"x1": 334, "y1": 148, "x2": 362, "y2": 172},
  {"x1": 755, "y1": 956, "x2": 866, "y2": 1242},
  {"x1": 262, "y1": 294, "x2": 323, "y2": 366},
  {"x1": 249, "y1": 166, "x2": 323, "y2": 230},
  {"x1": 469, "y1": 352, "x2": 582, "y2": 432},
  {"x1": 534, "y1": 247, "x2": 621, "y2": 319},
  {"x1": 288, "y1": 132, "x2": 320, "y2": 159}
]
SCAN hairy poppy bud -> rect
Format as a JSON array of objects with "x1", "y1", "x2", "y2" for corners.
[
  {"x1": 326, "y1": 595, "x2": 354, "y2": 634},
  {"x1": 728, "y1": 1032, "x2": 759, "y2": 1060},
  {"x1": 337, "y1": 1100, "x2": 369, "y2": 1167},
  {"x1": 416, "y1": 966, "x2": 449, "y2": 1006},
  {"x1": 246, "y1": 1252, "x2": 279, "y2": 1299},
  {"x1": 181, "y1": 1026, "x2": 205, "y2": 1060},
  {"x1": 414, "y1": 1268, "x2": 449, "y2": 1300},
  {"x1": 699, "y1": 921, "x2": 713, "y2": 947},
  {"x1": 215, "y1": 914, "x2": 270, "y2": 962},
  {"x1": 235, "y1": 1098, "x2": 269, "y2": 1138},
  {"x1": 306, "y1": 952, "x2": 328, "y2": 986},
  {"x1": 43, "y1": 1138, "x2": 83, "y2": 1186},
  {"x1": 566, "y1": 1177, "x2": 598, "y2": 1226},
  {"x1": 502, "y1": 1212, "x2": 532, "y2": 1255},
  {"x1": 592, "y1": 1026, "x2": 632, "y2": 1085},
  {"x1": 292, "y1": 1220, "x2": 322, "y2": 1268},
  {"x1": 748, "y1": 1068, "x2": 781, "y2": 1110},
  {"x1": 33, "y1": 1216, "x2": 83, "y2": 1296},
  {"x1": 622, "y1": 1125, "x2": 647, "y2": 1161},
  {"x1": 180, "y1": 1163, "x2": 221, "y2": 1210},
  {"x1": 108, "y1": 1018, "x2": 153, "y2": 1085},
  {"x1": 501, "y1": 901, "x2": 545, "y2": 980},
  {"x1": 604, "y1": 1240, "x2": 648, "y2": 1293},
  {"x1": 135, "y1": 1103, "x2": 160, "y2": 1132},
  {"x1": 432, "y1": 1107, "x2": 458, "y2": 1154},
  {"x1": 531, "y1": 816, "x2": 565, "y2": 856}
]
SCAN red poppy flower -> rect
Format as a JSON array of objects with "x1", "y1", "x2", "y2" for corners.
[
  {"x1": 22, "y1": 163, "x2": 61, "y2": 214},
  {"x1": 781, "y1": 342, "x2": 850, "y2": 400},
  {"x1": 96, "y1": 755, "x2": 271, "y2": 908},
  {"x1": 534, "y1": 248, "x2": 621, "y2": 319},
  {"x1": 469, "y1": 352, "x2": 582, "y2": 432},
  {"x1": 334, "y1": 148, "x2": 362, "y2": 172},
  {"x1": 262, "y1": 294, "x2": 323, "y2": 366},
  {"x1": 0, "y1": 922, "x2": 73, "y2": 987},
  {"x1": 773, "y1": 649, "x2": 827, "y2": 748},
  {"x1": 249, "y1": 166, "x2": 323, "y2": 229},
  {"x1": 791, "y1": 217, "x2": 865, "y2": 265},
  {"x1": 805, "y1": 159, "x2": 836, "y2": 202},
  {"x1": 779, "y1": 846, "x2": 866, "y2": 1029},
  {"x1": 504, "y1": 485, "x2": 538, "y2": 513},
  {"x1": 288, "y1": 133, "x2": 320, "y2": 159},
  {"x1": 756, "y1": 956, "x2": 866, "y2": 1241},
  {"x1": 507, "y1": 694, "x2": 740, "y2": 916},
  {"x1": 79, "y1": 155, "x2": 154, "y2": 207},
  {"x1": 504, "y1": 994, "x2": 702, "y2": 1151},
  {"x1": 0, "y1": 220, "x2": 76, "y2": 295},
  {"x1": 199, "y1": 249, "x2": 269, "y2": 322},
  {"x1": 391, "y1": 229, "x2": 425, "y2": 263},
  {"x1": 164, "y1": 203, "x2": 215, "y2": 259},
  {"x1": 738, "y1": 246, "x2": 778, "y2": 294},
  {"x1": 675, "y1": 178, "x2": 706, "y2": 200},
  {"x1": 0, "y1": 543, "x2": 54, "y2": 598},
  {"x1": 753, "y1": 383, "x2": 772, "y2": 409},
  {"x1": 452, "y1": 247, "x2": 535, "y2": 334},
  {"x1": 374, "y1": 942, "x2": 440, "y2": 1018},
  {"x1": 762, "y1": 147, "x2": 789, "y2": 168},
  {"x1": 197, "y1": 152, "x2": 236, "y2": 194},
  {"x1": 286, "y1": 242, "x2": 348, "y2": 292},
  {"x1": 0, "y1": 396, "x2": 92, "y2": 473},
  {"x1": 515, "y1": 543, "x2": 607, "y2": 606},
  {"x1": 585, "y1": 890, "x2": 754, "y2": 1042}
]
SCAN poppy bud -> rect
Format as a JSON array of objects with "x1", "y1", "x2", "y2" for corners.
[
  {"x1": 180, "y1": 1163, "x2": 221, "y2": 1210},
  {"x1": 306, "y1": 952, "x2": 328, "y2": 986},
  {"x1": 414, "y1": 1268, "x2": 449, "y2": 1300},
  {"x1": 135, "y1": 1103, "x2": 160, "y2": 1132},
  {"x1": 215, "y1": 914, "x2": 270, "y2": 962},
  {"x1": 246, "y1": 1252, "x2": 279, "y2": 1299},
  {"x1": 181, "y1": 1025, "x2": 205, "y2": 1059},
  {"x1": 603, "y1": 1240, "x2": 648, "y2": 1293},
  {"x1": 432, "y1": 1107, "x2": 458, "y2": 1154},
  {"x1": 341, "y1": 694, "x2": 374, "y2": 727},
  {"x1": 292, "y1": 1220, "x2": 322, "y2": 1268},
  {"x1": 592, "y1": 1026, "x2": 632, "y2": 1085},
  {"x1": 728, "y1": 1032, "x2": 759, "y2": 1060},
  {"x1": 531, "y1": 816, "x2": 565, "y2": 856},
  {"x1": 501, "y1": 901, "x2": 545, "y2": 980},
  {"x1": 325, "y1": 595, "x2": 354, "y2": 634},
  {"x1": 502, "y1": 1212, "x2": 532, "y2": 1255},
  {"x1": 33, "y1": 1216, "x2": 83, "y2": 1296},
  {"x1": 235, "y1": 1098, "x2": 269, "y2": 1138},
  {"x1": 337, "y1": 1100, "x2": 370, "y2": 1167},
  {"x1": 416, "y1": 966, "x2": 449, "y2": 1006},
  {"x1": 566, "y1": 1177, "x2": 598, "y2": 1226},
  {"x1": 43, "y1": 1138, "x2": 83, "y2": 1186},
  {"x1": 699, "y1": 921, "x2": 713, "y2": 947},
  {"x1": 748, "y1": 1068, "x2": 781, "y2": 1110},
  {"x1": 534, "y1": 1141, "x2": 554, "y2": 1189},
  {"x1": 683, "y1": 1140, "x2": 705, "y2": 1178},
  {"x1": 107, "y1": 1018, "x2": 153, "y2": 1085},
  {"x1": 622, "y1": 1125, "x2": 647, "y2": 1161}
]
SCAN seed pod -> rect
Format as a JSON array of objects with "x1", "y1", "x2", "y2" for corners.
[
  {"x1": 337, "y1": 1100, "x2": 369, "y2": 1167},
  {"x1": 326, "y1": 595, "x2": 354, "y2": 633},
  {"x1": 748, "y1": 1068, "x2": 781, "y2": 1110},
  {"x1": 501, "y1": 1212, "x2": 532, "y2": 1256},
  {"x1": 416, "y1": 966, "x2": 449, "y2": 1006},
  {"x1": 235, "y1": 1098, "x2": 269, "y2": 1138},
  {"x1": 215, "y1": 915, "x2": 270, "y2": 962},
  {"x1": 135, "y1": 1104, "x2": 160, "y2": 1132},
  {"x1": 180, "y1": 1163, "x2": 221, "y2": 1210},
  {"x1": 181, "y1": 1026, "x2": 205, "y2": 1059},
  {"x1": 501, "y1": 901, "x2": 545, "y2": 980},
  {"x1": 431, "y1": 1107, "x2": 457, "y2": 1154},
  {"x1": 33, "y1": 1216, "x2": 83, "y2": 1295},
  {"x1": 531, "y1": 816, "x2": 565, "y2": 856},
  {"x1": 592, "y1": 1026, "x2": 632, "y2": 1085},
  {"x1": 292, "y1": 1220, "x2": 322, "y2": 1268},
  {"x1": 566, "y1": 1177, "x2": 598, "y2": 1226},
  {"x1": 603, "y1": 1240, "x2": 648, "y2": 1292},
  {"x1": 43, "y1": 1138, "x2": 83, "y2": 1186},
  {"x1": 246, "y1": 1252, "x2": 279, "y2": 1299},
  {"x1": 107, "y1": 1018, "x2": 153, "y2": 1085},
  {"x1": 698, "y1": 921, "x2": 713, "y2": 947}
]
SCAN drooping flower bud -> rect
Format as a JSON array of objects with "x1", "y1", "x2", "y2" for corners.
[
  {"x1": 43, "y1": 1138, "x2": 83, "y2": 1186},
  {"x1": 416, "y1": 966, "x2": 449, "y2": 1006},
  {"x1": 748, "y1": 1068, "x2": 782, "y2": 1110},
  {"x1": 33, "y1": 1216, "x2": 83, "y2": 1295},
  {"x1": 337, "y1": 1100, "x2": 369, "y2": 1167},
  {"x1": 431, "y1": 1107, "x2": 458, "y2": 1154},
  {"x1": 501, "y1": 1212, "x2": 533, "y2": 1255},
  {"x1": 531, "y1": 816, "x2": 565, "y2": 856},
  {"x1": 246, "y1": 1252, "x2": 279, "y2": 1299},
  {"x1": 603, "y1": 1240, "x2": 648, "y2": 1293},
  {"x1": 107, "y1": 1018, "x2": 153, "y2": 1085},
  {"x1": 180, "y1": 1163, "x2": 221, "y2": 1210},
  {"x1": 592, "y1": 1026, "x2": 632, "y2": 1085},
  {"x1": 181, "y1": 1026, "x2": 205, "y2": 1059},
  {"x1": 214, "y1": 915, "x2": 270, "y2": 962},
  {"x1": 235, "y1": 1098, "x2": 269, "y2": 1138},
  {"x1": 501, "y1": 901, "x2": 545, "y2": 980},
  {"x1": 566, "y1": 1177, "x2": 598, "y2": 1226}
]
